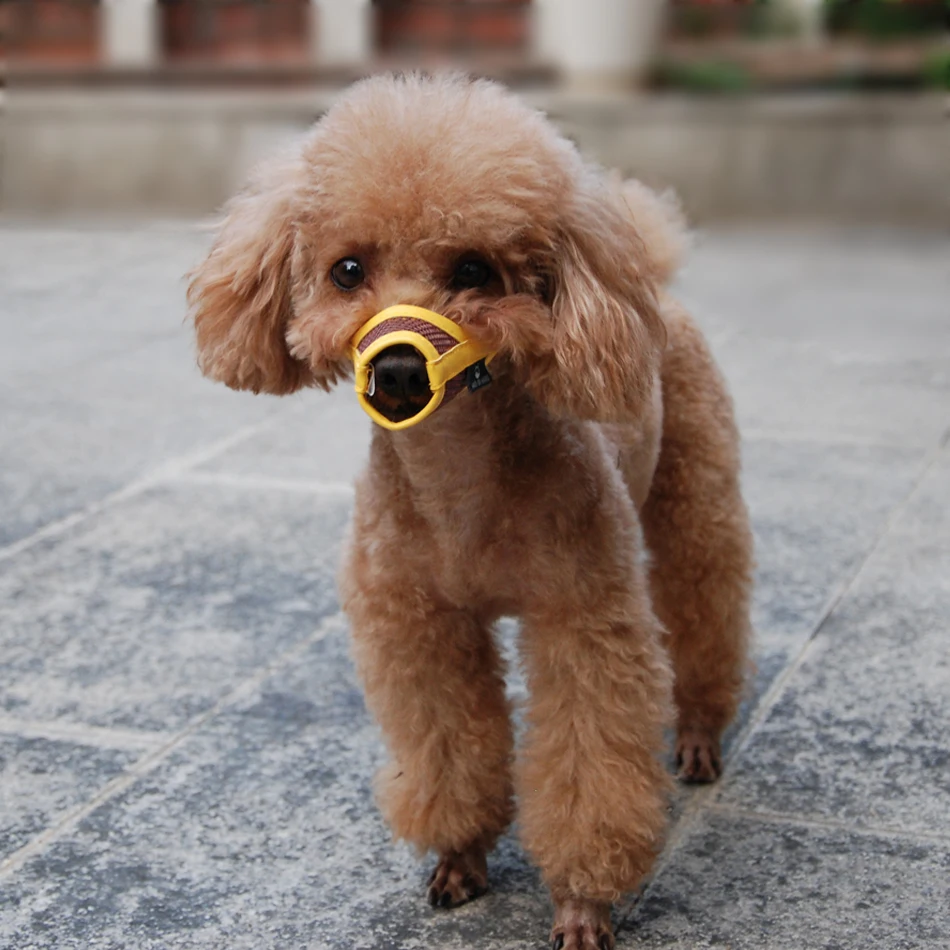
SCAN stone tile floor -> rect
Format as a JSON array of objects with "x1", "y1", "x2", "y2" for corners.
[{"x1": 0, "y1": 222, "x2": 948, "y2": 949}]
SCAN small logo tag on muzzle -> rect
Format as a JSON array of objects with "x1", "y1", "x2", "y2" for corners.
[{"x1": 466, "y1": 359, "x2": 492, "y2": 393}]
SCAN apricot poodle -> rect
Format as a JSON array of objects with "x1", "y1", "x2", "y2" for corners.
[{"x1": 189, "y1": 73, "x2": 753, "y2": 950}]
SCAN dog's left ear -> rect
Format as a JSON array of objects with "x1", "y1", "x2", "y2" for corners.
[{"x1": 525, "y1": 175, "x2": 681, "y2": 421}]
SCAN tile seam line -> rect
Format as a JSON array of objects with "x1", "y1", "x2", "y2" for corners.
[
  {"x1": 0, "y1": 408, "x2": 286, "y2": 566},
  {"x1": 0, "y1": 611, "x2": 345, "y2": 881},
  {"x1": 705, "y1": 802, "x2": 950, "y2": 847},
  {"x1": 0, "y1": 717, "x2": 172, "y2": 753},
  {"x1": 623, "y1": 433, "x2": 949, "y2": 929}
]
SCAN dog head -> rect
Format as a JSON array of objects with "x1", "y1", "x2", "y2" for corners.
[{"x1": 189, "y1": 73, "x2": 683, "y2": 422}]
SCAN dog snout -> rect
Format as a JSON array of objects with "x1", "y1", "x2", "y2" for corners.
[{"x1": 373, "y1": 345, "x2": 429, "y2": 401}]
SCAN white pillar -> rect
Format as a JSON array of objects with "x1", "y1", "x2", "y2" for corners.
[
  {"x1": 531, "y1": 0, "x2": 560, "y2": 64},
  {"x1": 534, "y1": 0, "x2": 666, "y2": 92},
  {"x1": 779, "y1": 0, "x2": 825, "y2": 42},
  {"x1": 102, "y1": 0, "x2": 158, "y2": 67},
  {"x1": 314, "y1": 0, "x2": 373, "y2": 66}
]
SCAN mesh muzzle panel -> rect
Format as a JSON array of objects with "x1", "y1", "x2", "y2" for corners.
[
  {"x1": 356, "y1": 317, "x2": 457, "y2": 356},
  {"x1": 357, "y1": 316, "x2": 469, "y2": 404}
]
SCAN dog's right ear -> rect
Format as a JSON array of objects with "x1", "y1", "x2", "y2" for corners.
[{"x1": 188, "y1": 155, "x2": 313, "y2": 395}]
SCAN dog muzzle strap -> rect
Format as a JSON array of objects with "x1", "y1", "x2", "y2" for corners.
[{"x1": 350, "y1": 305, "x2": 496, "y2": 431}]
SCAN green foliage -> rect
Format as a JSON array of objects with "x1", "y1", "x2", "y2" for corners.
[
  {"x1": 655, "y1": 59, "x2": 755, "y2": 93},
  {"x1": 823, "y1": 0, "x2": 950, "y2": 39},
  {"x1": 923, "y1": 49, "x2": 950, "y2": 87}
]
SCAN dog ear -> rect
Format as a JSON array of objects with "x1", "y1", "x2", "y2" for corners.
[
  {"x1": 188, "y1": 154, "x2": 313, "y2": 395},
  {"x1": 525, "y1": 174, "x2": 675, "y2": 421}
]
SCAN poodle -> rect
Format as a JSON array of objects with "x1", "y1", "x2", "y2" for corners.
[{"x1": 188, "y1": 73, "x2": 753, "y2": 950}]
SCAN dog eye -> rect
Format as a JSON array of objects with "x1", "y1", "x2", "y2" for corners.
[
  {"x1": 452, "y1": 258, "x2": 494, "y2": 290},
  {"x1": 330, "y1": 257, "x2": 365, "y2": 291}
]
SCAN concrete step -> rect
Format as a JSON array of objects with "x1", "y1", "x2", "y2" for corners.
[{"x1": 1, "y1": 84, "x2": 948, "y2": 223}]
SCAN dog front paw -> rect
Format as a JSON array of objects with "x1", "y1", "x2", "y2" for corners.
[
  {"x1": 550, "y1": 898, "x2": 614, "y2": 950},
  {"x1": 675, "y1": 728, "x2": 722, "y2": 784},
  {"x1": 426, "y1": 844, "x2": 488, "y2": 909}
]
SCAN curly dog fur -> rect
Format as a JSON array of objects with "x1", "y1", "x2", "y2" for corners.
[{"x1": 189, "y1": 73, "x2": 753, "y2": 949}]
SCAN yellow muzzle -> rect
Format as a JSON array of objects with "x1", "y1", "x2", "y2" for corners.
[{"x1": 350, "y1": 305, "x2": 496, "y2": 431}]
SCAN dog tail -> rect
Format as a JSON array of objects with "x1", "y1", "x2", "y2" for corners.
[{"x1": 621, "y1": 179, "x2": 689, "y2": 287}]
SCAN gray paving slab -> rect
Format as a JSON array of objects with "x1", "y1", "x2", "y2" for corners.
[
  {"x1": 678, "y1": 229, "x2": 950, "y2": 446},
  {"x1": 0, "y1": 626, "x2": 549, "y2": 950},
  {"x1": 693, "y1": 436, "x2": 928, "y2": 765},
  {"x1": 717, "y1": 445, "x2": 950, "y2": 837},
  {"x1": 0, "y1": 371, "x2": 283, "y2": 549},
  {"x1": 717, "y1": 334, "x2": 950, "y2": 447},
  {"x1": 0, "y1": 484, "x2": 350, "y2": 733},
  {"x1": 742, "y1": 437, "x2": 927, "y2": 645},
  {"x1": 0, "y1": 733, "x2": 139, "y2": 859},
  {"x1": 0, "y1": 225, "x2": 291, "y2": 547},
  {"x1": 197, "y1": 388, "x2": 372, "y2": 487},
  {"x1": 0, "y1": 226, "x2": 213, "y2": 380},
  {"x1": 628, "y1": 813, "x2": 950, "y2": 950},
  {"x1": 1, "y1": 223, "x2": 948, "y2": 950},
  {"x1": 678, "y1": 229, "x2": 950, "y2": 355}
]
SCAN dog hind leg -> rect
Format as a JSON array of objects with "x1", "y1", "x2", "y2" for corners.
[{"x1": 640, "y1": 304, "x2": 754, "y2": 783}]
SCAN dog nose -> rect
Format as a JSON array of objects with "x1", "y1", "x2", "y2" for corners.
[{"x1": 372, "y1": 345, "x2": 429, "y2": 401}]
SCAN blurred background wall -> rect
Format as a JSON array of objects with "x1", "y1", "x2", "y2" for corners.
[{"x1": 0, "y1": 0, "x2": 948, "y2": 222}]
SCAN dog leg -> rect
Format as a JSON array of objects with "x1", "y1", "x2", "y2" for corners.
[
  {"x1": 640, "y1": 306, "x2": 754, "y2": 784},
  {"x1": 345, "y1": 591, "x2": 513, "y2": 904},
  {"x1": 517, "y1": 583, "x2": 674, "y2": 929}
]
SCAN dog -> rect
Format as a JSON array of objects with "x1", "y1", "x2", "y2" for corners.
[{"x1": 189, "y1": 73, "x2": 753, "y2": 950}]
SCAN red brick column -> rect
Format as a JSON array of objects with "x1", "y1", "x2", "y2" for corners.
[
  {"x1": 1, "y1": 0, "x2": 102, "y2": 65},
  {"x1": 159, "y1": 0, "x2": 311, "y2": 64},
  {"x1": 376, "y1": 0, "x2": 532, "y2": 55}
]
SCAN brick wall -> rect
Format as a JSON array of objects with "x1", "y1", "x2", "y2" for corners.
[
  {"x1": 1, "y1": 0, "x2": 536, "y2": 67},
  {"x1": 376, "y1": 0, "x2": 532, "y2": 55},
  {"x1": 161, "y1": 0, "x2": 311, "y2": 64},
  {"x1": 1, "y1": 0, "x2": 101, "y2": 65}
]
